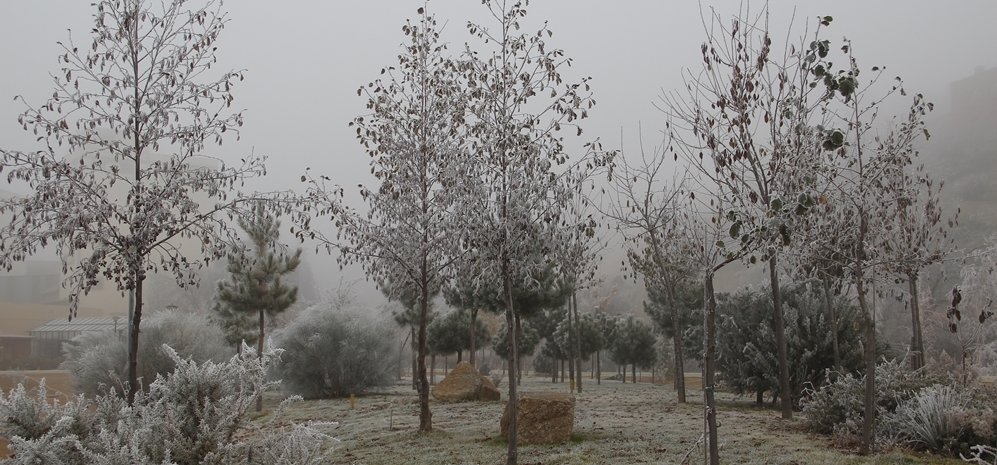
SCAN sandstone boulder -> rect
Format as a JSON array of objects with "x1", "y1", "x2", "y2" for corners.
[
  {"x1": 500, "y1": 392, "x2": 574, "y2": 444},
  {"x1": 432, "y1": 362, "x2": 501, "y2": 402}
]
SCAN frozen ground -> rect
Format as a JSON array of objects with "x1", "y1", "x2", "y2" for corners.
[{"x1": 265, "y1": 374, "x2": 960, "y2": 465}]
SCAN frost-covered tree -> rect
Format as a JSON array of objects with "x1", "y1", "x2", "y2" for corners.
[
  {"x1": 605, "y1": 144, "x2": 692, "y2": 401},
  {"x1": 0, "y1": 0, "x2": 269, "y2": 404},
  {"x1": 459, "y1": 2, "x2": 611, "y2": 461},
  {"x1": 879, "y1": 165, "x2": 958, "y2": 371},
  {"x1": 382, "y1": 277, "x2": 432, "y2": 390},
  {"x1": 684, "y1": 285, "x2": 865, "y2": 405},
  {"x1": 492, "y1": 320, "x2": 540, "y2": 362},
  {"x1": 608, "y1": 316, "x2": 656, "y2": 383},
  {"x1": 644, "y1": 277, "x2": 701, "y2": 395},
  {"x1": 552, "y1": 311, "x2": 603, "y2": 376},
  {"x1": 801, "y1": 33, "x2": 935, "y2": 454},
  {"x1": 663, "y1": 181, "x2": 745, "y2": 465},
  {"x1": 443, "y1": 268, "x2": 493, "y2": 367},
  {"x1": 428, "y1": 308, "x2": 489, "y2": 362},
  {"x1": 659, "y1": 6, "x2": 833, "y2": 419},
  {"x1": 295, "y1": 6, "x2": 467, "y2": 433},
  {"x1": 214, "y1": 202, "x2": 300, "y2": 411},
  {"x1": 557, "y1": 199, "x2": 604, "y2": 394}
]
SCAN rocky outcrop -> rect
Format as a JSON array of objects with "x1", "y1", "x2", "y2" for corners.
[
  {"x1": 500, "y1": 392, "x2": 574, "y2": 444},
  {"x1": 431, "y1": 362, "x2": 501, "y2": 402}
]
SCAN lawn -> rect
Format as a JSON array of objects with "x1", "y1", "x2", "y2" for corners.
[{"x1": 266, "y1": 374, "x2": 963, "y2": 465}]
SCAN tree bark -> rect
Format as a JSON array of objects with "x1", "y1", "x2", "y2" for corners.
[
  {"x1": 667, "y1": 283, "x2": 687, "y2": 403},
  {"x1": 503, "y1": 268, "x2": 519, "y2": 465},
  {"x1": 632, "y1": 364, "x2": 636, "y2": 384},
  {"x1": 567, "y1": 303, "x2": 575, "y2": 391},
  {"x1": 514, "y1": 313, "x2": 523, "y2": 386},
  {"x1": 469, "y1": 308, "x2": 478, "y2": 367},
  {"x1": 704, "y1": 272, "x2": 720, "y2": 465},
  {"x1": 596, "y1": 350, "x2": 601, "y2": 385},
  {"x1": 430, "y1": 355, "x2": 436, "y2": 385},
  {"x1": 821, "y1": 277, "x2": 841, "y2": 371},
  {"x1": 572, "y1": 293, "x2": 583, "y2": 393},
  {"x1": 417, "y1": 278, "x2": 432, "y2": 432},
  {"x1": 256, "y1": 304, "x2": 265, "y2": 412},
  {"x1": 857, "y1": 275, "x2": 876, "y2": 455},
  {"x1": 127, "y1": 272, "x2": 145, "y2": 405},
  {"x1": 769, "y1": 254, "x2": 793, "y2": 419},
  {"x1": 909, "y1": 273, "x2": 924, "y2": 371},
  {"x1": 411, "y1": 326, "x2": 418, "y2": 391}
]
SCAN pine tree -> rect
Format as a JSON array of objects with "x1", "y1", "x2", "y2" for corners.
[{"x1": 215, "y1": 202, "x2": 301, "y2": 411}]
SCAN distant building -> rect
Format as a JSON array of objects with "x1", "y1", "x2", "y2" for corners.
[
  {"x1": 948, "y1": 66, "x2": 997, "y2": 150},
  {"x1": 29, "y1": 315, "x2": 126, "y2": 359}
]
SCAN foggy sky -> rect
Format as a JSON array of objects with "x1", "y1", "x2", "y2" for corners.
[{"x1": 1, "y1": 1, "x2": 996, "y2": 307}]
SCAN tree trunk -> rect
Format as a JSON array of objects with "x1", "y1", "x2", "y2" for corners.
[
  {"x1": 417, "y1": 282, "x2": 432, "y2": 432},
  {"x1": 515, "y1": 313, "x2": 523, "y2": 386},
  {"x1": 503, "y1": 268, "x2": 519, "y2": 465},
  {"x1": 567, "y1": 303, "x2": 575, "y2": 391},
  {"x1": 469, "y1": 308, "x2": 478, "y2": 367},
  {"x1": 821, "y1": 277, "x2": 841, "y2": 371},
  {"x1": 572, "y1": 293, "x2": 583, "y2": 393},
  {"x1": 127, "y1": 273, "x2": 145, "y2": 405},
  {"x1": 857, "y1": 275, "x2": 876, "y2": 454},
  {"x1": 631, "y1": 364, "x2": 636, "y2": 384},
  {"x1": 909, "y1": 273, "x2": 924, "y2": 371},
  {"x1": 769, "y1": 255, "x2": 792, "y2": 419},
  {"x1": 668, "y1": 284, "x2": 687, "y2": 403},
  {"x1": 256, "y1": 306, "x2": 265, "y2": 412},
  {"x1": 704, "y1": 272, "x2": 720, "y2": 465},
  {"x1": 620, "y1": 363, "x2": 625, "y2": 383},
  {"x1": 411, "y1": 326, "x2": 418, "y2": 390},
  {"x1": 430, "y1": 355, "x2": 436, "y2": 385},
  {"x1": 596, "y1": 350, "x2": 601, "y2": 385}
]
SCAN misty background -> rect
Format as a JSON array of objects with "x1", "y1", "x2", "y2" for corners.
[{"x1": 0, "y1": 1, "x2": 995, "y2": 333}]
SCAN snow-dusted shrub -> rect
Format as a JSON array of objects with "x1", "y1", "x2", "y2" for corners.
[
  {"x1": 800, "y1": 358, "x2": 937, "y2": 437},
  {"x1": 61, "y1": 310, "x2": 233, "y2": 396},
  {"x1": 880, "y1": 384, "x2": 972, "y2": 452},
  {"x1": 2, "y1": 344, "x2": 333, "y2": 465},
  {"x1": 878, "y1": 383, "x2": 997, "y2": 456},
  {"x1": 275, "y1": 304, "x2": 395, "y2": 398}
]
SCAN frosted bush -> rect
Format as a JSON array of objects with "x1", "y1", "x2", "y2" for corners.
[
  {"x1": 275, "y1": 304, "x2": 395, "y2": 398},
  {"x1": 61, "y1": 310, "x2": 233, "y2": 396},
  {"x1": 802, "y1": 358, "x2": 997, "y2": 456},
  {"x1": 1, "y1": 344, "x2": 333, "y2": 465},
  {"x1": 800, "y1": 358, "x2": 937, "y2": 437},
  {"x1": 880, "y1": 384, "x2": 972, "y2": 452}
]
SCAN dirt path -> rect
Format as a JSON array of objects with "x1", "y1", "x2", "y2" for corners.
[{"x1": 271, "y1": 375, "x2": 960, "y2": 465}]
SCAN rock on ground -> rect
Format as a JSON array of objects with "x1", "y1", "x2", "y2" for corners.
[
  {"x1": 432, "y1": 362, "x2": 501, "y2": 402},
  {"x1": 500, "y1": 392, "x2": 574, "y2": 444}
]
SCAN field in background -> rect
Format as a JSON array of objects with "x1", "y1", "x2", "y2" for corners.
[{"x1": 268, "y1": 374, "x2": 961, "y2": 465}]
